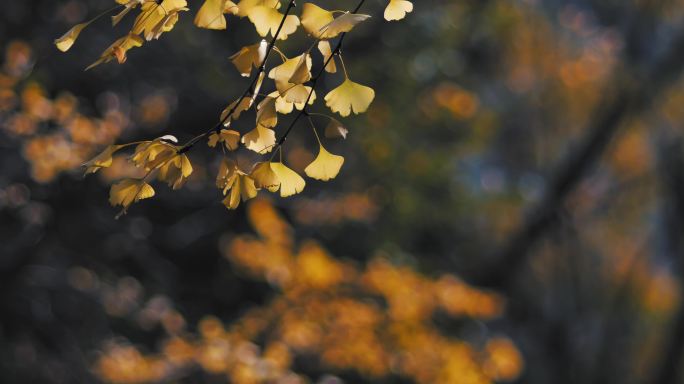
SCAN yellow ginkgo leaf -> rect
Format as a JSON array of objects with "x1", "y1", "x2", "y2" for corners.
[
  {"x1": 317, "y1": 41, "x2": 337, "y2": 73},
  {"x1": 157, "y1": 154, "x2": 193, "y2": 189},
  {"x1": 384, "y1": 0, "x2": 413, "y2": 21},
  {"x1": 195, "y1": 0, "x2": 230, "y2": 30},
  {"x1": 55, "y1": 22, "x2": 89, "y2": 52},
  {"x1": 109, "y1": 178, "x2": 155, "y2": 210},
  {"x1": 86, "y1": 33, "x2": 144, "y2": 70},
  {"x1": 208, "y1": 129, "x2": 240, "y2": 150},
  {"x1": 271, "y1": 162, "x2": 306, "y2": 197},
  {"x1": 320, "y1": 12, "x2": 370, "y2": 39},
  {"x1": 246, "y1": 5, "x2": 299, "y2": 40},
  {"x1": 241, "y1": 125, "x2": 276, "y2": 154},
  {"x1": 112, "y1": 0, "x2": 144, "y2": 26},
  {"x1": 130, "y1": 136, "x2": 178, "y2": 171},
  {"x1": 256, "y1": 97, "x2": 278, "y2": 128},
  {"x1": 269, "y1": 90, "x2": 316, "y2": 114},
  {"x1": 132, "y1": 0, "x2": 188, "y2": 41},
  {"x1": 83, "y1": 144, "x2": 124, "y2": 174},
  {"x1": 222, "y1": 173, "x2": 258, "y2": 209},
  {"x1": 288, "y1": 53, "x2": 312, "y2": 84},
  {"x1": 300, "y1": 3, "x2": 334, "y2": 38},
  {"x1": 324, "y1": 118, "x2": 348, "y2": 139},
  {"x1": 217, "y1": 157, "x2": 238, "y2": 189},
  {"x1": 221, "y1": 96, "x2": 252, "y2": 124},
  {"x1": 250, "y1": 161, "x2": 280, "y2": 190},
  {"x1": 217, "y1": 158, "x2": 257, "y2": 209},
  {"x1": 324, "y1": 78, "x2": 375, "y2": 117},
  {"x1": 229, "y1": 40, "x2": 267, "y2": 77},
  {"x1": 305, "y1": 144, "x2": 344, "y2": 181},
  {"x1": 269, "y1": 54, "x2": 314, "y2": 103}
]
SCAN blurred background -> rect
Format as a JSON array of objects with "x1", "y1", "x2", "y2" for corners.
[{"x1": 3, "y1": 0, "x2": 684, "y2": 383}]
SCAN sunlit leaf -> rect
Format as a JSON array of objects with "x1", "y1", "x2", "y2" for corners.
[
  {"x1": 319, "y1": 12, "x2": 370, "y2": 39},
  {"x1": 301, "y1": 3, "x2": 334, "y2": 38},
  {"x1": 324, "y1": 78, "x2": 375, "y2": 117},
  {"x1": 317, "y1": 40, "x2": 337, "y2": 74},
  {"x1": 82, "y1": 144, "x2": 124, "y2": 175},
  {"x1": 158, "y1": 153, "x2": 193, "y2": 189},
  {"x1": 271, "y1": 162, "x2": 305, "y2": 197},
  {"x1": 195, "y1": 0, "x2": 231, "y2": 30},
  {"x1": 229, "y1": 40, "x2": 267, "y2": 77},
  {"x1": 208, "y1": 129, "x2": 240, "y2": 150},
  {"x1": 250, "y1": 161, "x2": 279, "y2": 190},
  {"x1": 55, "y1": 23, "x2": 89, "y2": 52},
  {"x1": 384, "y1": 0, "x2": 413, "y2": 21},
  {"x1": 305, "y1": 144, "x2": 344, "y2": 181},
  {"x1": 109, "y1": 178, "x2": 155, "y2": 210},
  {"x1": 256, "y1": 96, "x2": 278, "y2": 128},
  {"x1": 242, "y1": 125, "x2": 276, "y2": 154}
]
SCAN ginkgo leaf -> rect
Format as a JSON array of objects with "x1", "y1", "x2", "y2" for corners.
[
  {"x1": 217, "y1": 158, "x2": 257, "y2": 209},
  {"x1": 319, "y1": 12, "x2": 370, "y2": 39},
  {"x1": 317, "y1": 41, "x2": 337, "y2": 73},
  {"x1": 222, "y1": 173, "x2": 258, "y2": 209},
  {"x1": 208, "y1": 129, "x2": 240, "y2": 150},
  {"x1": 109, "y1": 178, "x2": 155, "y2": 210},
  {"x1": 256, "y1": 97, "x2": 278, "y2": 128},
  {"x1": 269, "y1": 54, "x2": 312, "y2": 87},
  {"x1": 55, "y1": 22, "x2": 89, "y2": 52},
  {"x1": 324, "y1": 78, "x2": 375, "y2": 117},
  {"x1": 288, "y1": 53, "x2": 312, "y2": 84},
  {"x1": 384, "y1": 0, "x2": 413, "y2": 21},
  {"x1": 195, "y1": 0, "x2": 230, "y2": 30},
  {"x1": 324, "y1": 118, "x2": 348, "y2": 139},
  {"x1": 130, "y1": 137, "x2": 178, "y2": 171},
  {"x1": 271, "y1": 162, "x2": 305, "y2": 197},
  {"x1": 216, "y1": 157, "x2": 239, "y2": 189},
  {"x1": 158, "y1": 154, "x2": 193, "y2": 189},
  {"x1": 300, "y1": 3, "x2": 334, "y2": 38},
  {"x1": 305, "y1": 144, "x2": 344, "y2": 181},
  {"x1": 269, "y1": 90, "x2": 316, "y2": 114},
  {"x1": 246, "y1": 6, "x2": 299, "y2": 40},
  {"x1": 112, "y1": 0, "x2": 143, "y2": 26},
  {"x1": 221, "y1": 97, "x2": 252, "y2": 124},
  {"x1": 86, "y1": 33, "x2": 144, "y2": 70},
  {"x1": 229, "y1": 40, "x2": 267, "y2": 77},
  {"x1": 82, "y1": 144, "x2": 124, "y2": 174},
  {"x1": 132, "y1": 0, "x2": 189, "y2": 41},
  {"x1": 242, "y1": 125, "x2": 276, "y2": 154},
  {"x1": 250, "y1": 161, "x2": 279, "y2": 190}
]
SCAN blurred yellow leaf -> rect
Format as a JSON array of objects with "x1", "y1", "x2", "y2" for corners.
[
  {"x1": 305, "y1": 144, "x2": 344, "y2": 181},
  {"x1": 384, "y1": 0, "x2": 413, "y2": 21}
]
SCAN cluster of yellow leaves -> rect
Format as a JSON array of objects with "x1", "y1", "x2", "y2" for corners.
[
  {"x1": 0, "y1": 41, "x2": 128, "y2": 182},
  {"x1": 65, "y1": 0, "x2": 412, "y2": 215},
  {"x1": 94, "y1": 199, "x2": 522, "y2": 384}
]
